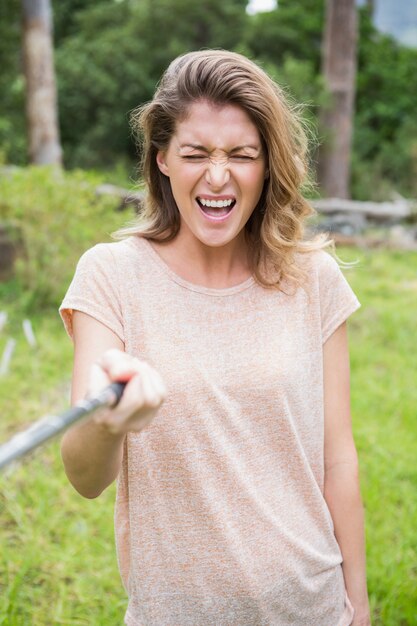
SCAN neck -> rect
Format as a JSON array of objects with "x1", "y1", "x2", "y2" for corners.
[{"x1": 152, "y1": 228, "x2": 252, "y2": 289}]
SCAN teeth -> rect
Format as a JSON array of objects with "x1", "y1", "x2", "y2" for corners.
[{"x1": 199, "y1": 198, "x2": 234, "y2": 208}]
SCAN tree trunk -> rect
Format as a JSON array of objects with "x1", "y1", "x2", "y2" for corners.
[
  {"x1": 318, "y1": 0, "x2": 357, "y2": 198},
  {"x1": 22, "y1": 0, "x2": 62, "y2": 165}
]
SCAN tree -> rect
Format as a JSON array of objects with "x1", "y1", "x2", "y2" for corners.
[
  {"x1": 318, "y1": 0, "x2": 358, "y2": 198},
  {"x1": 365, "y1": 0, "x2": 374, "y2": 17},
  {"x1": 22, "y1": 0, "x2": 62, "y2": 165},
  {"x1": 1, "y1": 0, "x2": 414, "y2": 198},
  {"x1": 55, "y1": 0, "x2": 249, "y2": 167},
  {"x1": 246, "y1": 0, "x2": 324, "y2": 72},
  {"x1": 0, "y1": 0, "x2": 25, "y2": 164},
  {"x1": 129, "y1": 0, "x2": 249, "y2": 89},
  {"x1": 351, "y1": 7, "x2": 417, "y2": 199}
]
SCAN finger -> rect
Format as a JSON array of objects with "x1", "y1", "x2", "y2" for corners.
[
  {"x1": 146, "y1": 363, "x2": 168, "y2": 399},
  {"x1": 98, "y1": 351, "x2": 166, "y2": 400},
  {"x1": 115, "y1": 372, "x2": 145, "y2": 413},
  {"x1": 102, "y1": 374, "x2": 146, "y2": 433},
  {"x1": 138, "y1": 364, "x2": 161, "y2": 407},
  {"x1": 88, "y1": 362, "x2": 112, "y2": 397},
  {"x1": 91, "y1": 353, "x2": 166, "y2": 434},
  {"x1": 98, "y1": 350, "x2": 140, "y2": 383}
]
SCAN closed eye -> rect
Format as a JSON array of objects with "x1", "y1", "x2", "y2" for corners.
[
  {"x1": 230, "y1": 155, "x2": 256, "y2": 161},
  {"x1": 181, "y1": 154, "x2": 208, "y2": 160},
  {"x1": 180, "y1": 154, "x2": 258, "y2": 163}
]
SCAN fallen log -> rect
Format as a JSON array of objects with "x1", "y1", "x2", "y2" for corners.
[
  {"x1": 311, "y1": 197, "x2": 413, "y2": 220},
  {"x1": 330, "y1": 227, "x2": 417, "y2": 251}
]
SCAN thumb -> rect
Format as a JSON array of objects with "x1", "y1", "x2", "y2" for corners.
[{"x1": 88, "y1": 362, "x2": 112, "y2": 398}]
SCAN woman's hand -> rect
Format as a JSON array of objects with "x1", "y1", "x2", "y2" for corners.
[
  {"x1": 62, "y1": 315, "x2": 166, "y2": 497},
  {"x1": 352, "y1": 613, "x2": 371, "y2": 626},
  {"x1": 89, "y1": 349, "x2": 167, "y2": 436}
]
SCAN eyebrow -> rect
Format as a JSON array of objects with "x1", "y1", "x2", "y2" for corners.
[
  {"x1": 178, "y1": 143, "x2": 262, "y2": 152},
  {"x1": 178, "y1": 143, "x2": 209, "y2": 151}
]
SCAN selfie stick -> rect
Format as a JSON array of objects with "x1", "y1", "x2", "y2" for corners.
[{"x1": 0, "y1": 382, "x2": 126, "y2": 471}]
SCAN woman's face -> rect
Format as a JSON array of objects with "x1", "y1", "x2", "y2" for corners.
[{"x1": 156, "y1": 100, "x2": 267, "y2": 250}]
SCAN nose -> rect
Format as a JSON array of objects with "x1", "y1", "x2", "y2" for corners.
[{"x1": 205, "y1": 159, "x2": 230, "y2": 189}]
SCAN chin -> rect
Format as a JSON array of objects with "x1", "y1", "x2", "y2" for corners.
[{"x1": 199, "y1": 234, "x2": 236, "y2": 248}]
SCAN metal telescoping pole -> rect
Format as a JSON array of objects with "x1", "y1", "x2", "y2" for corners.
[{"x1": 0, "y1": 382, "x2": 125, "y2": 471}]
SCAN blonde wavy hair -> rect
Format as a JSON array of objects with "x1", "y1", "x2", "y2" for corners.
[{"x1": 116, "y1": 49, "x2": 332, "y2": 289}]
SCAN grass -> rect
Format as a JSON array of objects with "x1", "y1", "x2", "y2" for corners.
[
  {"x1": 0, "y1": 168, "x2": 416, "y2": 623},
  {"x1": 0, "y1": 314, "x2": 126, "y2": 625},
  {"x1": 0, "y1": 167, "x2": 129, "y2": 624},
  {"x1": 343, "y1": 248, "x2": 417, "y2": 626}
]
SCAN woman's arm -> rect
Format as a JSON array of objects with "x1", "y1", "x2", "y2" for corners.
[
  {"x1": 61, "y1": 311, "x2": 166, "y2": 499},
  {"x1": 323, "y1": 322, "x2": 371, "y2": 626}
]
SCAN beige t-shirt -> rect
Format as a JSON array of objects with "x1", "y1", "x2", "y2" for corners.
[{"x1": 60, "y1": 236, "x2": 360, "y2": 626}]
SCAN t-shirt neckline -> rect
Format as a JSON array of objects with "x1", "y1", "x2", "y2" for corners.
[{"x1": 133, "y1": 236, "x2": 256, "y2": 296}]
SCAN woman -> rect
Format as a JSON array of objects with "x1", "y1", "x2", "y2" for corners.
[{"x1": 60, "y1": 50, "x2": 370, "y2": 625}]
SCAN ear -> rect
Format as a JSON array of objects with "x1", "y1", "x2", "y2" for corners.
[{"x1": 156, "y1": 151, "x2": 170, "y2": 177}]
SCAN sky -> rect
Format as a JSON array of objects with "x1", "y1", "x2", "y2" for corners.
[{"x1": 246, "y1": 0, "x2": 277, "y2": 15}]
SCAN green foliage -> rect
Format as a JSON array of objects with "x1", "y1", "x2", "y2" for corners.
[
  {"x1": 244, "y1": 2, "x2": 417, "y2": 200},
  {"x1": 245, "y1": 0, "x2": 324, "y2": 72},
  {"x1": 0, "y1": 0, "x2": 27, "y2": 165},
  {"x1": 0, "y1": 167, "x2": 129, "y2": 310},
  {"x1": 351, "y1": 9, "x2": 417, "y2": 199},
  {"x1": 0, "y1": 0, "x2": 417, "y2": 198},
  {"x1": 56, "y1": 20, "x2": 154, "y2": 167},
  {"x1": 56, "y1": 0, "x2": 248, "y2": 168},
  {"x1": 52, "y1": 0, "x2": 111, "y2": 44},
  {"x1": 136, "y1": 0, "x2": 249, "y2": 78}
]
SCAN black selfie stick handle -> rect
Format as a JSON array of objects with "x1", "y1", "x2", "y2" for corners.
[{"x1": 0, "y1": 382, "x2": 126, "y2": 471}]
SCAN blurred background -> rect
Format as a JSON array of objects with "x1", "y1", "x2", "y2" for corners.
[
  {"x1": 0, "y1": 0, "x2": 416, "y2": 199},
  {"x1": 0, "y1": 1, "x2": 416, "y2": 624}
]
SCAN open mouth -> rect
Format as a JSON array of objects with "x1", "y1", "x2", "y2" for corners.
[{"x1": 196, "y1": 197, "x2": 236, "y2": 218}]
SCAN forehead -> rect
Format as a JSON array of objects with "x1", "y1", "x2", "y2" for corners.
[{"x1": 172, "y1": 100, "x2": 262, "y2": 149}]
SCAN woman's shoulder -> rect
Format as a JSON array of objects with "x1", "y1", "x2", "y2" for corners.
[
  {"x1": 294, "y1": 248, "x2": 341, "y2": 282},
  {"x1": 77, "y1": 236, "x2": 148, "y2": 268}
]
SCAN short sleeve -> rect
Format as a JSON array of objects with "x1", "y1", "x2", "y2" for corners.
[
  {"x1": 317, "y1": 252, "x2": 361, "y2": 344},
  {"x1": 59, "y1": 244, "x2": 124, "y2": 342}
]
